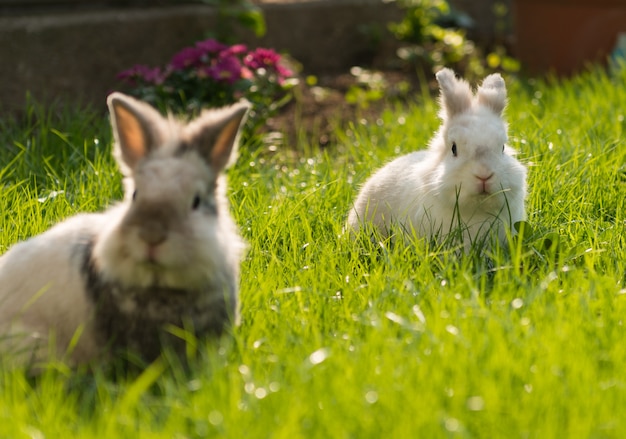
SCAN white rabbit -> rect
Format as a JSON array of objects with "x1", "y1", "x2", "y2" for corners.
[
  {"x1": 347, "y1": 68, "x2": 527, "y2": 248},
  {"x1": 0, "y1": 93, "x2": 249, "y2": 368}
]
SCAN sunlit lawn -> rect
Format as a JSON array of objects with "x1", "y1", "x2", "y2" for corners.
[{"x1": 1, "y1": 67, "x2": 625, "y2": 438}]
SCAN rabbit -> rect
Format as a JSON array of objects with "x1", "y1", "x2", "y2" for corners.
[
  {"x1": 346, "y1": 68, "x2": 527, "y2": 249},
  {"x1": 0, "y1": 92, "x2": 249, "y2": 368}
]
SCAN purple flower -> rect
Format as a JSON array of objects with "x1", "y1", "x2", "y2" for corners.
[
  {"x1": 116, "y1": 64, "x2": 164, "y2": 85},
  {"x1": 195, "y1": 39, "x2": 228, "y2": 54},
  {"x1": 202, "y1": 55, "x2": 243, "y2": 85},
  {"x1": 170, "y1": 47, "x2": 205, "y2": 70}
]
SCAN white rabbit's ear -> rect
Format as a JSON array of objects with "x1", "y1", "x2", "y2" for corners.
[
  {"x1": 477, "y1": 73, "x2": 507, "y2": 115},
  {"x1": 436, "y1": 68, "x2": 472, "y2": 118},
  {"x1": 107, "y1": 92, "x2": 166, "y2": 172},
  {"x1": 185, "y1": 101, "x2": 251, "y2": 172}
]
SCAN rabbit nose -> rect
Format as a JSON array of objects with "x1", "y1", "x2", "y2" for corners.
[
  {"x1": 139, "y1": 224, "x2": 167, "y2": 246},
  {"x1": 476, "y1": 173, "x2": 494, "y2": 193}
]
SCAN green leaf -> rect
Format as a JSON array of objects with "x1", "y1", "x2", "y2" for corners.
[
  {"x1": 237, "y1": 8, "x2": 266, "y2": 38},
  {"x1": 514, "y1": 220, "x2": 534, "y2": 239}
]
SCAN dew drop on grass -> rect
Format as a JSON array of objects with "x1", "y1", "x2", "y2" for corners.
[
  {"x1": 524, "y1": 384, "x2": 533, "y2": 393},
  {"x1": 23, "y1": 426, "x2": 45, "y2": 439},
  {"x1": 412, "y1": 304, "x2": 426, "y2": 324},
  {"x1": 445, "y1": 325, "x2": 459, "y2": 336},
  {"x1": 444, "y1": 418, "x2": 461, "y2": 432},
  {"x1": 187, "y1": 379, "x2": 202, "y2": 392},
  {"x1": 254, "y1": 388, "x2": 268, "y2": 399},
  {"x1": 238, "y1": 364, "x2": 251, "y2": 377},
  {"x1": 385, "y1": 311, "x2": 404, "y2": 325},
  {"x1": 208, "y1": 411, "x2": 224, "y2": 426},
  {"x1": 365, "y1": 390, "x2": 379, "y2": 404},
  {"x1": 244, "y1": 382, "x2": 255, "y2": 394},
  {"x1": 309, "y1": 348, "x2": 329, "y2": 365},
  {"x1": 269, "y1": 382, "x2": 280, "y2": 392},
  {"x1": 466, "y1": 396, "x2": 485, "y2": 411},
  {"x1": 511, "y1": 298, "x2": 524, "y2": 309},
  {"x1": 37, "y1": 190, "x2": 64, "y2": 203}
]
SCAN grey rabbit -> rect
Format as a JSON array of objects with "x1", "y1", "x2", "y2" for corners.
[{"x1": 0, "y1": 92, "x2": 249, "y2": 367}]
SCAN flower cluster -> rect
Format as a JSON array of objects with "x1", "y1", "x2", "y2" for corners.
[{"x1": 116, "y1": 39, "x2": 296, "y2": 134}]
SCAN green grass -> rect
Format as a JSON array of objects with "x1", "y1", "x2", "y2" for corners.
[{"x1": 1, "y1": 67, "x2": 626, "y2": 438}]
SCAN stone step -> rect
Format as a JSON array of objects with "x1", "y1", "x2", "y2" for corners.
[{"x1": 0, "y1": 1, "x2": 402, "y2": 115}]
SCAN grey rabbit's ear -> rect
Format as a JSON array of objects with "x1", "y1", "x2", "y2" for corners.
[
  {"x1": 184, "y1": 101, "x2": 251, "y2": 172},
  {"x1": 107, "y1": 92, "x2": 167, "y2": 173},
  {"x1": 436, "y1": 68, "x2": 472, "y2": 118},
  {"x1": 477, "y1": 73, "x2": 507, "y2": 115}
]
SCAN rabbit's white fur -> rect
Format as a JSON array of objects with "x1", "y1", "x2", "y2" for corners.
[
  {"x1": 347, "y1": 68, "x2": 527, "y2": 247},
  {"x1": 0, "y1": 93, "x2": 249, "y2": 367}
]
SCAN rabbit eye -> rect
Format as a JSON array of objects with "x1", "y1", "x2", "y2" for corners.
[
  {"x1": 451, "y1": 142, "x2": 457, "y2": 157},
  {"x1": 132, "y1": 190, "x2": 137, "y2": 201},
  {"x1": 192, "y1": 195, "x2": 201, "y2": 210},
  {"x1": 502, "y1": 144, "x2": 505, "y2": 153}
]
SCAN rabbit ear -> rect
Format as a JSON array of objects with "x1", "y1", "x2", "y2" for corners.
[
  {"x1": 185, "y1": 101, "x2": 251, "y2": 172},
  {"x1": 436, "y1": 68, "x2": 472, "y2": 118},
  {"x1": 477, "y1": 73, "x2": 507, "y2": 115},
  {"x1": 107, "y1": 92, "x2": 166, "y2": 172}
]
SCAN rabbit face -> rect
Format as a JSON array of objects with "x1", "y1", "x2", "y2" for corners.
[
  {"x1": 439, "y1": 108, "x2": 511, "y2": 207},
  {"x1": 97, "y1": 154, "x2": 221, "y2": 289},
  {"x1": 92, "y1": 93, "x2": 250, "y2": 292}
]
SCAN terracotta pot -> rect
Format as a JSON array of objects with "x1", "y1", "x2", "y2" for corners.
[{"x1": 513, "y1": 0, "x2": 626, "y2": 75}]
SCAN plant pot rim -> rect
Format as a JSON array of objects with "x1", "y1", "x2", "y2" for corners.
[{"x1": 514, "y1": 0, "x2": 625, "y2": 7}]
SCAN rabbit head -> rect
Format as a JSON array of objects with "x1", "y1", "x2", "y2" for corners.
[
  {"x1": 92, "y1": 93, "x2": 249, "y2": 291},
  {"x1": 430, "y1": 68, "x2": 526, "y2": 228}
]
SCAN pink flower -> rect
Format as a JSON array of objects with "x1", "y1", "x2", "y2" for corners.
[
  {"x1": 240, "y1": 66, "x2": 254, "y2": 80},
  {"x1": 223, "y1": 44, "x2": 248, "y2": 57},
  {"x1": 244, "y1": 48, "x2": 281, "y2": 70},
  {"x1": 276, "y1": 63, "x2": 294, "y2": 81},
  {"x1": 244, "y1": 48, "x2": 293, "y2": 81}
]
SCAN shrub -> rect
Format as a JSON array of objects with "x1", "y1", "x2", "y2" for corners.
[
  {"x1": 389, "y1": 0, "x2": 519, "y2": 80},
  {"x1": 116, "y1": 39, "x2": 297, "y2": 136}
]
